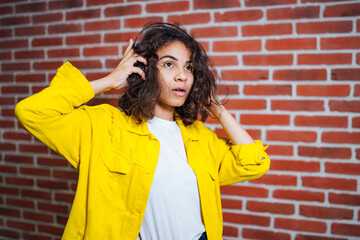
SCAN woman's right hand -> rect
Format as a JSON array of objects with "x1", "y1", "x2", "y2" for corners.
[{"x1": 90, "y1": 39, "x2": 147, "y2": 95}]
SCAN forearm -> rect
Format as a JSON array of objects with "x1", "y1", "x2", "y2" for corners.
[
  {"x1": 209, "y1": 103, "x2": 255, "y2": 145},
  {"x1": 90, "y1": 77, "x2": 113, "y2": 95}
]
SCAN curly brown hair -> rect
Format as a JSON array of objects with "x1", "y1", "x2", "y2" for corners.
[{"x1": 118, "y1": 22, "x2": 217, "y2": 126}]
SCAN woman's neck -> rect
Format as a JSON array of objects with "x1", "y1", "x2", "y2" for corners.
[{"x1": 154, "y1": 103, "x2": 175, "y2": 121}]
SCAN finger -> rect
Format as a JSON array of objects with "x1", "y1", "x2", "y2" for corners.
[
  {"x1": 123, "y1": 39, "x2": 134, "y2": 58},
  {"x1": 132, "y1": 67, "x2": 146, "y2": 80},
  {"x1": 136, "y1": 56, "x2": 148, "y2": 66}
]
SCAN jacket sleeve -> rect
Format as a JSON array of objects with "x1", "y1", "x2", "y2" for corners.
[
  {"x1": 209, "y1": 130, "x2": 271, "y2": 186},
  {"x1": 15, "y1": 62, "x2": 95, "y2": 169}
]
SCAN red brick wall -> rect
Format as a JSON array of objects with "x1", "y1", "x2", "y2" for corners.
[{"x1": 1, "y1": 0, "x2": 359, "y2": 239}]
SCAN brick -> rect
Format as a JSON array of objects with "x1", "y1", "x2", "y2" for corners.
[
  {"x1": 168, "y1": 13, "x2": 210, "y2": 25},
  {"x1": 0, "y1": 228, "x2": 20, "y2": 239},
  {"x1": 53, "y1": 170, "x2": 78, "y2": 180},
  {"x1": 55, "y1": 193, "x2": 75, "y2": 203},
  {"x1": 321, "y1": 37, "x2": 360, "y2": 50},
  {"x1": 0, "y1": 143, "x2": 16, "y2": 151},
  {"x1": 272, "y1": 100, "x2": 324, "y2": 111},
  {"x1": 242, "y1": 228, "x2": 291, "y2": 240},
  {"x1": 33, "y1": 12, "x2": 63, "y2": 24},
  {"x1": 1, "y1": 16, "x2": 30, "y2": 26},
  {"x1": 330, "y1": 100, "x2": 360, "y2": 112},
  {"x1": 266, "y1": 145, "x2": 293, "y2": 156},
  {"x1": 295, "y1": 116, "x2": 347, "y2": 128},
  {"x1": 223, "y1": 99, "x2": 266, "y2": 110},
  {"x1": 297, "y1": 21, "x2": 352, "y2": 34},
  {"x1": 273, "y1": 69, "x2": 326, "y2": 81},
  {"x1": 0, "y1": 120, "x2": 15, "y2": 128},
  {"x1": 70, "y1": 60, "x2": 102, "y2": 69},
  {"x1": 87, "y1": 0, "x2": 123, "y2": 5},
  {"x1": 7, "y1": 219, "x2": 35, "y2": 231},
  {"x1": 242, "y1": 23, "x2": 292, "y2": 36},
  {"x1": 221, "y1": 198, "x2": 242, "y2": 210},
  {"x1": 14, "y1": 50, "x2": 44, "y2": 59},
  {"x1": 0, "y1": 5, "x2": 13, "y2": 15},
  {"x1": 105, "y1": 32, "x2": 137, "y2": 43},
  {"x1": 38, "y1": 202, "x2": 68, "y2": 214},
  {"x1": 329, "y1": 192, "x2": 360, "y2": 206},
  {"x1": 244, "y1": 54, "x2": 293, "y2": 66},
  {"x1": 85, "y1": 20, "x2": 120, "y2": 32},
  {"x1": 37, "y1": 157, "x2": 68, "y2": 167},
  {"x1": 353, "y1": 117, "x2": 360, "y2": 128},
  {"x1": 241, "y1": 114, "x2": 290, "y2": 126},
  {"x1": 251, "y1": 174, "x2": 297, "y2": 186},
  {"x1": 23, "y1": 211, "x2": 53, "y2": 222},
  {"x1": 332, "y1": 223, "x2": 360, "y2": 237},
  {"x1": 1, "y1": 85, "x2": 29, "y2": 94},
  {"x1": 66, "y1": 9, "x2": 100, "y2": 20},
  {"x1": 215, "y1": 9, "x2": 263, "y2": 22},
  {"x1": 247, "y1": 201, "x2": 294, "y2": 215},
  {"x1": 48, "y1": 23, "x2": 82, "y2": 34},
  {"x1": 223, "y1": 225, "x2": 238, "y2": 237},
  {"x1": 0, "y1": 97, "x2": 15, "y2": 105},
  {"x1": 15, "y1": 2, "x2": 46, "y2": 13},
  {"x1": 15, "y1": 26, "x2": 45, "y2": 36},
  {"x1": 32, "y1": 37, "x2": 62, "y2": 47},
  {"x1": 6, "y1": 198, "x2": 34, "y2": 209},
  {"x1": 37, "y1": 180, "x2": 68, "y2": 190},
  {"x1": 20, "y1": 167, "x2": 50, "y2": 177},
  {"x1": 267, "y1": 130, "x2": 317, "y2": 142},
  {"x1": 273, "y1": 189, "x2": 324, "y2": 202},
  {"x1": 124, "y1": 17, "x2": 163, "y2": 28},
  {"x1": 216, "y1": 84, "x2": 239, "y2": 95},
  {"x1": 38, "y1": 224, "x2": 64, "y2": 235},
  {"x1": 295, "y1": 234, "x2": 346, "y2": 240},
  {"x1": 244, "y1": 84, "x2": 292, "y2": 96},
  {"x1": 48, "y1": 48, "x2": 80, "y2": 58},
  {"x1": 332, "y1": 68, "x2": 360, "y2": 81},
  {"x1": 221, "y1": 69, "x2": 268, "y2": 81},
  {"x1": 0, "y1": 51, "x2": 11, "y2": 60},
  {"x1": 270, "y1": 159, "x2": 320, "y2": 172},
  {"x1": 322, "y1": 131, "x2": 360, "y2": 144},
  {"x1": 268, "y1": 6, "x2": 319, "y2": 20},
  {"x1": 298, "y1": 53, "x2": 352, "y2": 65},
  {"x1": 0, "y1": 207, "x2": 20, "y2": 218},
  {"x1": 297, "y1": 85, "x2": 350, "y2": 97},
  {"x1": 0, "y1": 74, "x2": 14, "y2": 82},
  {"x1": 245, "y1": 0, "x2": 296, "y2": 7},
  {"x1": 275, "y1": 218, "x2": 326, "y2": 233},
  {"x1": 298, "y1": 146, "x2": 351, "y2": 159},
  {"x1": 191, "y1": 26, "x2": 237, "y2": 38},
  {"x1": 66, "y1": 34, "x2": 101, "y2": 45},
  {"x1": 266, "y1": 38, "x2": 316, "y2": 50},
  {"x1": 0, "y1": 39, "x2": 28, "y2": 49},
  {"x1": 300, "y1": 205, "x2": 353, "y2": 219},
  {"x1": 194, "y1": 0, "x2": 240, "y2": 9},
  {"x1": 104, "y1": 5, "x2": 141, "y2": 18},
  {"x1": 0, "y1": 186, "x2": 19, "y2": 196},
  {"x1": 49, "y1": 0, "x2": 83, "y2": 10},
  {"x1": 23, "y1": 233, "x2": 52, "y2": 240},
  {"x1": 302, "y1": 176, "x2": 357, "y2": 191},
  {"x1": 209, "y1": 55, "x2": 238, "y2": 67},
  {"x1": 6, "y1": 177, "x2": 34, "y2": 186},
  {"x1": 223, "y1": 212, "x2": 270, "y2": 226},
  {"x1": 21, "y1": 189, "x2": 51, "y2": 200},
  {"x1": 213, "y1": 40, "x2": 261, "y2": 52},
  {"x1": 324, "y1": 3, "x2": 360, "y2": 17},
  {"x1": 146, "y1": 1, "x2": 189, "y2": 13},
  {"x1": 33, "y1": 61, "x2": 64, "y2": 71},
  {"x1": 83, "y1": 46, "x2": 118, "y2": 57},
  {"x1": 221, "y1": 185, "x2": 268, "y2": 198}
]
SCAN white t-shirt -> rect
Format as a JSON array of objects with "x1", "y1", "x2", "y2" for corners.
[{"x1": 137, "y1": 117, "x2": 205, "y2": 240}]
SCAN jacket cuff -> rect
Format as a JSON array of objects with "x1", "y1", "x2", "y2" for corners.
[
  {"x1": 231, "y1": 140, "x2": 269, "y2": 166},
  {"x1": 52, "y1": 61, "x2": 95, "y2": 103}
]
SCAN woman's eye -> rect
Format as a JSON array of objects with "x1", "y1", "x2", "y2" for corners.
[
  {"x1": 163, "y1": 62, "x2": 173, "y2": 68},
  {"x1": 185, "y1": 65, "x2": 193, "y2": 71}
]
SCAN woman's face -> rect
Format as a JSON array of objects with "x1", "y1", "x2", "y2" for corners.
[{"x1": 155, "y1": 41, "x2": 194, "y2": 116}]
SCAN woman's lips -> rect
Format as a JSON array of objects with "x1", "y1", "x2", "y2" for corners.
[{"x1": 172, "y1": 88, "x2": 186, "y2": 97}]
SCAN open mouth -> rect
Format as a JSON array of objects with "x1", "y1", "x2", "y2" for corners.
[{"x1": 172, "y1": 88, "x2": 186, "y2": 96}]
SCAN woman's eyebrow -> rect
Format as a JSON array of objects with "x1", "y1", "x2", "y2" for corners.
[{"x1": 159, "y1": 55, "x2": 192, "y2": 63}]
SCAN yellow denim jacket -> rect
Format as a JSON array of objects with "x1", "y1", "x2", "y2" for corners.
[{"x1": 15, "y1": 62, "x2": 270, "y2": 240}]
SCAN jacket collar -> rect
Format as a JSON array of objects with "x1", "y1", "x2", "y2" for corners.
[{"x1": 125, "y1": 116, "x2": 201, "y2": 141}]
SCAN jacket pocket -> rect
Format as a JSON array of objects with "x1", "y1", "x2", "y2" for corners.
[{"x1": 99, "y1": 144, "x2": 134, "y2": 195}]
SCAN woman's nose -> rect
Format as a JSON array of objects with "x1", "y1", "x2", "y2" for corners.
[{"x1": 175, "y1": 68, "x2": 187, "y2": 82}]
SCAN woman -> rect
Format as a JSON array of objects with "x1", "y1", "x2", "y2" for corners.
[{"x1": 15, "y1": 23, "x2": 270, "y2": 240}]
